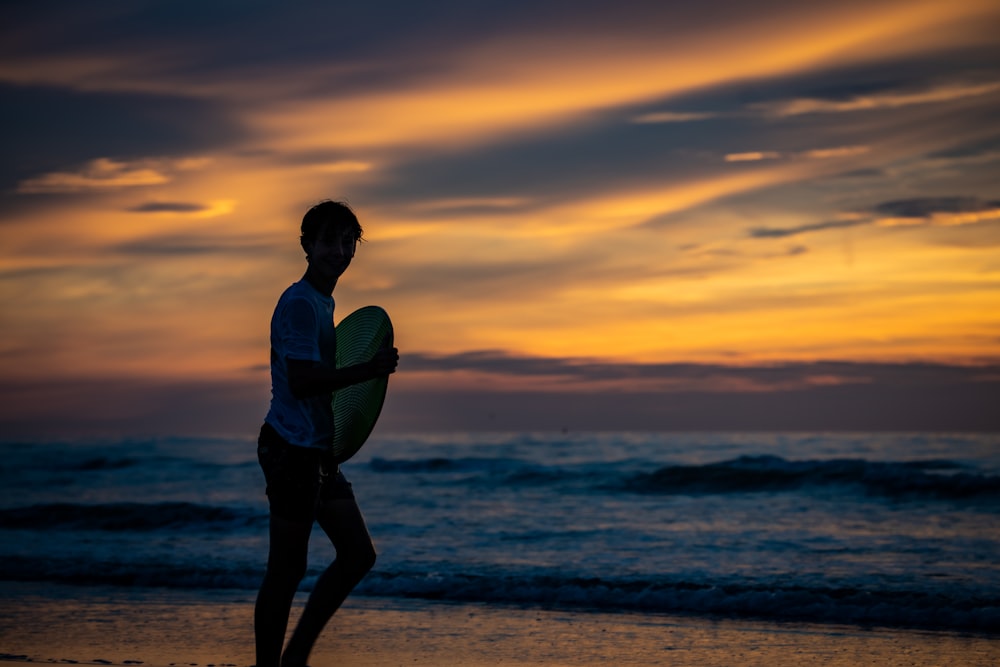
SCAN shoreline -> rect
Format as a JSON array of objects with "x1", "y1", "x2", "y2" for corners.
[{"x1": 1, "y1": 582, "x2": 998, "y2": 666}]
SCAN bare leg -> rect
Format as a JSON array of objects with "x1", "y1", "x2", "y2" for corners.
[
  {"x1": 255, "y1": 515, "x2": 313, "y2": 667},
  {"x1": 280, "y1": 497, "x2": 376, "y2": 667}
]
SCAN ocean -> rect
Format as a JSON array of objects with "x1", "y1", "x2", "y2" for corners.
[{"x1": 1, "y1": 432, "x2": 998, "y2": 634}]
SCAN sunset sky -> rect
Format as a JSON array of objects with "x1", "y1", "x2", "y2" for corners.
[{"x1": 1, "y1": 0, "x2": 998, "y2": 436}]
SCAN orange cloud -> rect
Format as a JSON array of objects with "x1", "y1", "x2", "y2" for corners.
[
  {"x1": 725, "y1": 152, "x2": 782, "y2": 163},
  {"x1": 726, "y1": 146, "x2": 871, "y2": 162},
  {"x1": 312, "y1": 161, "x2": 374, "y2": 174},
  {"x1": 631, "y1": 111, "x2": 722, "y2": 124},
  {"x1": 803, "y1": 146, "x2": 871, "y2": 160}
]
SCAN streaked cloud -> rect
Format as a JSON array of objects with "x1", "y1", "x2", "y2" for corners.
[
  {"x1": 631, "y1": 111, "x2": 722, "y2": 124},
  {"x1": 17, "y1": 158, "x2": 170, "y2": 193},
  {"x1": 803, "y1": 146, "x2": 870, "y2": 159},
  {"x1": 400, "y1": 351, "x2": 889, "y2": 393},
  {"x1": 748, "y1": 218, "x2": 867, "y2": 239},
  {"x1": 126, "y1": 199, "x2": 237, "y2": 219},
  {"x1": 400, "y1": 351, "x2": 999, "y2": 393},
  {"x1": 753, "y1": 80, "x2": 1000, "y2": 117},
  {"x1": 127, "y1": 202, "x2": 210, "y2": 214},
  {"x1": 725, "y1": 152, "x2": 782, "y2": 163},
  {"x1": 312, "y1": 161, "x2": 374, "y2": 174},
  {"x1": 726, "y1": 146, "x2": 869, "y2": 163},
  {"x1": 872, "y1": 196, "x2": 1000, "y2": 226},
  {"x1": 750, "y1": 197, "x2": 1000, "y2": 237},
  {"x1": 16, "y1": 156, "x2": 213, "y2": 194}
]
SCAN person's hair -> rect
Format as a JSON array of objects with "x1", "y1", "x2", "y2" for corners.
[{"x1": 300, "y1": 200, "x2": 364, "y2": 246}]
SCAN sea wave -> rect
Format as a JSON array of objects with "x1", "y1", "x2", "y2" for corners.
[
  {"x1": 368, "y1": 456, "x2": 579, "y2": 485},
  {"x1": 369, "y1": 456, "x2": 516, "y2": 473},
  {"x1": 627, "y1": 456, "x2": 1000, "y2": 501},
  {"x1": 359, "y1": 569, "x2": 1000, "y2": 633},
  {"x1": 368, "y1": 454, "x2": 1000, "y2": 502},
  {"x1": 59, "y1": 456, "x2": 141, "y2": 471},
  {"x1": 0, "y1": 554, "x2": 257, "y2": 590},
  {"x1": 0, "y1": 502, "x2": 264, "y2": 531},
  {"x1": 2, "y1": 555, "x2": 996, "y2": 633}
]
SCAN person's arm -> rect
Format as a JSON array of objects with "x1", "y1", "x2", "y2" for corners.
[{"x1": 286, "y1": 346, "x2": 398, "y2": 399}]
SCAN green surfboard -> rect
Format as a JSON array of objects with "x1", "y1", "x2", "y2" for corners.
[{"x1": 330, "y1": 305, "x2": 393, "y2": 464}]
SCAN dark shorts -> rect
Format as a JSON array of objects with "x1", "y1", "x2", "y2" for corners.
[{"x1": 257, "y1": 422, "x2": 356, "y2": 523}]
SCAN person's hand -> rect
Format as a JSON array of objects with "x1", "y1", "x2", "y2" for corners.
[{"x1": 368, "y1": 346, "x2": 399, "y2": 378}]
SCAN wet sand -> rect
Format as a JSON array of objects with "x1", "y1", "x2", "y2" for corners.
[{"x1": 0, "y1": 582, "x2": 996, "y2": 666}]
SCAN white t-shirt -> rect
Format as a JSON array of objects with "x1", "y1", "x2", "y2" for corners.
[{"x1": 264, "y1": 280, "x2": 337, "y2": 449}]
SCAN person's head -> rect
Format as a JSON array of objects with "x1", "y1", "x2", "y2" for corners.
[
  {"x1": 300, "y1": 200, "x2": 364, "y2": 287},
  {"x1": 300, "y1": 200, "x2": 364, "y2": 254}
]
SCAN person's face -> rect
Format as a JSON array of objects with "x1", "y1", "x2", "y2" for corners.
[{"x1": 306, "y1": 226, "x2": 357, "y2": 281}]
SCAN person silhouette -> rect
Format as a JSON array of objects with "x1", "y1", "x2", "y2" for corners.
[{"x1": 254, "y1": 200, "x2": 398, "y2": 667}]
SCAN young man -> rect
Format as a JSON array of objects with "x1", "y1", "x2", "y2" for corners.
[{"x1": 255, "y1": 200, "x2": 399, "y2": 667}]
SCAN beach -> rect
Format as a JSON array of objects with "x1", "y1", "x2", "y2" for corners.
[{"x1": 1, "y1": 582, "x2": 997, "y2": 667}]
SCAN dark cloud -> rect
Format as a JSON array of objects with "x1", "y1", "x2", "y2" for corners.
[
  {"x1": 747, "y1": 196, "x2": 1000, "y2": 239},
  {"x1": 832, "y1": 168, "x2": 885, "y2": 179},
  {"x1": 748, "y1": 219, "x2": 865, "y2": 239},
  {"x1": 404, "y1": 351, "x2": 998, "y2": 390},
  {"x1": 112, "y1": 233, "x2": 272, "y2": 256},
  {"x1": 873, "y1": 197, "x2": 1000, "y2": 219},
  {"x1": 127, "y1": 202, "x2": 209, "y2": 213},
  {"x1": 384, "y1": 381, "x2": 1000, "y2": 432}
]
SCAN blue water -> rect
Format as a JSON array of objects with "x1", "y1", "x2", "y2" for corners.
[{"x1": 1, "y1": 432, "x2": 998, "y2": 633}]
